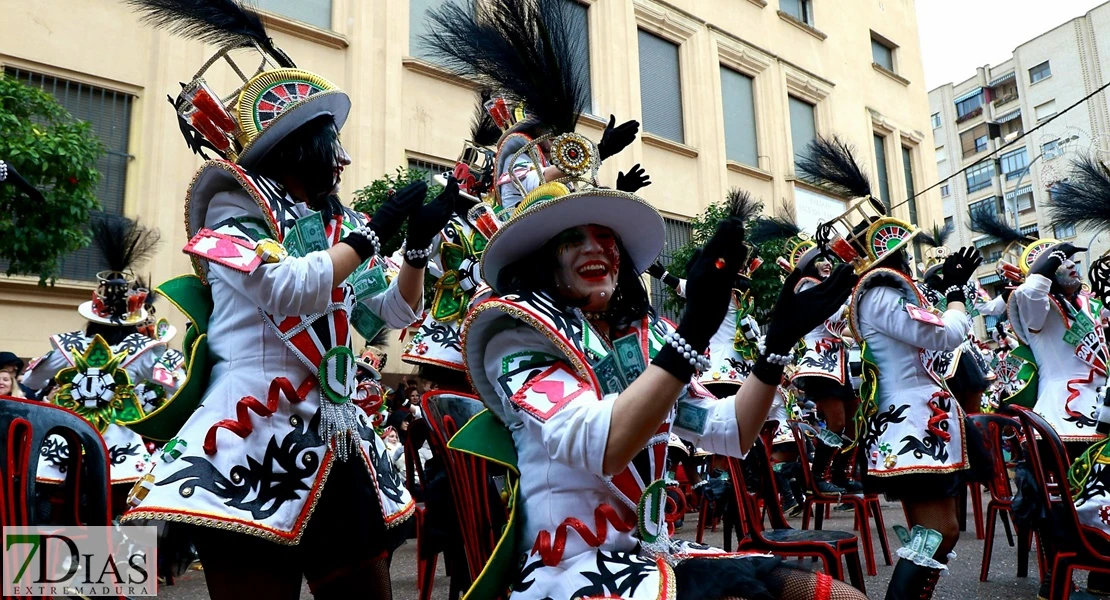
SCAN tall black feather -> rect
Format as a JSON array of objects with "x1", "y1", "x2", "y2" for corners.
[
  {"x1": 968, "y1": 205, "x2": 1030, "y2": 243},
  {"x1": 91, "y1": 215, "x2": 162, "y2": 274},
  {"x1": 124, "y1": 0, "x2": 294, "y2": 67},
  {"x1": 1047, "y1": 157, "x2": 1110, "y2": 233},
  {"x1": 796, "y1": 136, "x2": 873, "y2": 200},
  {"x1": 421, "y1": 0, "x2": 585, "y2": 135},
  {"x1": 471, "y1": 90, "x2": 502, "y2": 147},
  {"x1": 725, "y1": 189, "x2": 762, "y2": 223},
  {"x1": 918, "y1": 222, "x2": 954, "y2": 249}
]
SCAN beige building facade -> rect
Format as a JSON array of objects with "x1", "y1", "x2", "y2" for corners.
[
  {"x1": 1, "y1": 0, "x2": 939, "y2": 376},
  {"x1": 928, "y1": 1, "x2": 1110, "y2": 336}
]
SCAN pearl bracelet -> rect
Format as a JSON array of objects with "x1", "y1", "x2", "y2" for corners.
[
  {"x1": 402, "y1": 241, "x2": 435, "y2": 262},
  {"x1": 757, "y1": 336, "x2": 794, "y2": 366},
  {"x1": 0, "y1": 160, "x2": 8, "y2": 183},
  {"x1": 944, "y1": 285, "x2": 963, "y2": 297},
  {"x1": 351, "y1": 224, "x2": 381, "y2": 257},
  {"x1": 663, "y1": 331, "x2": 712, "y2": 373}
]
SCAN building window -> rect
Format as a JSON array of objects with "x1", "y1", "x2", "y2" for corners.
[
  {"x1": 941, "y1": 183, "x2": 950, "y2": 197},
  {"x1": 1029, "y1": 61, "x2": 1051, "y2": 84},
  {"x1": 4, "y1": 68, "x2": 133, "y2": 281},
  {"x1": 638, "y1": 30, "x2": 684, "y2": 143},
  {"x1": 871, "y1": 34, "x2": 895, "y2": 72},
  {"x1": 965, "y1": 162, "x2": 995, "y2": 194},
  {"x1": 987, "y1": 249, "x2": 1003, "y2": 263},
  {"x1": 411, "y1": 0, "x2": 454, "y2": 62},
  {"x1": 255, "y1": 0, "x2": 331, "y2": 29},
  {"x1": 1055, "y1": 222, "x2": 1077, "y2": 238},
  {"x1": 1000, "y1": 147, "x2": 1029, "y2": 181},
  {"x1": 563, "y1": 0, "x2": 593, "y2": 115},
  {"x1": 874, "y1": 134, "x2": 891, "y2": 210},
  {"x1": 789, "y1": 96, "x2": 816, "y2": 170},
  {"x1": 944, "y1": 216, "x2": 954, "y2": 230},
  {"x1": 780, "y1": 0, "x2": 813, "y2": 25},
  {"x1": 969, "y1": 196, "x2": 1000, "y2": 216},
  {"x1": 720, "y1": 67, "x2": 759, "y2": 167},
  {"x1": 1035, "y1": 99, "x2": 1057, "y2": 122},
  {"x1": 903, "y1": 146, "x2": 917, "y2": 224},
  {"x1": 407, "y1": 157, "x2": 453, "y2": 183},
  {"x1": 1042, "y1": 139, "x2": 1063, "y2": 160},
  {"x1": 931, "y1": 113, "x2": 942, "y2": 129},
  {"x1": 955, "y1": 91, "x2": 983, "y2": 120},
  {"x1": 1016, "y1": 191, "x2": 1035, "y2": 212},
  {"x1": 960, "y1": 123, "x2": 989, "y2": 158},
  {"x1": 936, "y1": 145, "x2": 947, "y2": 163},
  {"x1": 650, "y1": 218, "x2": 693, "y2": 321}
]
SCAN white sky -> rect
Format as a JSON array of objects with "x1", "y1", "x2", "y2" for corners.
[{"x1": 917, "y1": 0, "x2": 1107, "y2": 90}]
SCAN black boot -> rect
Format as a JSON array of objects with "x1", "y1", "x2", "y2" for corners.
[
  {"x1": 810, "y1": 441, "x2": 845, "y2": 495},
  {"x1": 885, "y1": 558, "x2": 942, "y2": 600},
  {"x1": 832, "y1": 449, "x2": 865, "y2": 493}
]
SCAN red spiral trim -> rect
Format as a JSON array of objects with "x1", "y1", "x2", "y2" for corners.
[
  {"x1": 531, "y1": 503, "x2": 635, "y2": 567},
  {"x1": 1064, "y1": 371, "x2": 1098, "y2": 420},
  {"x1": 926, "y1": 391, "x2": 952, "y2": 442},
  {"x1": 204, "y1": 376, "x2": 315, "y2": 455}
]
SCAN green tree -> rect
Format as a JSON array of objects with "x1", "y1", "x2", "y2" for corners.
[
  {"x1": 662, "y1": 200, "x2": 789, "y2": 322},
  {"x1": 0, "y1": 74, "x2": 105, "y2": 282}
]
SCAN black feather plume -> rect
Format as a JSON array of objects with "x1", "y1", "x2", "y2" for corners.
[
  {"x1": 124, "y1": 0, "x2": 294, "y2": 67},
  {"x1": 917, "y1": 222, "x2": 954, "y2": 249},
  {"x1": 796, "y1": 136, "x2": 873, "y2": 200},
  {"x1": 725, "y1": 189, "x2": 761, "y2": 223},
  {"x1": 968, "y1": 205, "x2": 1030, "y2": 243},
  {"x1": 91, "y1": 215, "x2": 162, "y2": 274},
  {"x1": 421, "y1": 0, "x2": 585, "y2": 135},
  {"x1": 1047, "y1": 157, "x2": 1110, "y2": 233},
  {"x1": 471, "y1": 90, "x2": 502, "y2": 147}
]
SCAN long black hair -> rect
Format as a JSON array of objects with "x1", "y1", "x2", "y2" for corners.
[
  {"x1": 85, "y1": 322, "x2": 139, "y2": 347},
  {"x1": 255, "y1": 114, "x2": 341, "y2": 209},
  {"x1": 500, "y1": 231, "x2": 653, "y2": 332}
]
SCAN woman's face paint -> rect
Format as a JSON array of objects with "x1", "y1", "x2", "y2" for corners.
[
  {"x1": 552, "y1": 224, "x2": 620, "y2": 311},
  {"x1": 1054, "y1": 258, "x2": 1082, "y2": 293},
  {"x1": 815, "y1": 257, "x2": 832, "y2": 278}
]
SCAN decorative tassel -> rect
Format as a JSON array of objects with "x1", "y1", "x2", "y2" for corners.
[{"x1": 319, "y1": 400, "x2": 360, "y2": 462}]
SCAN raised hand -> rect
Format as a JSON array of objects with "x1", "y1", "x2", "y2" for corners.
[
  {"x1": 616, "y1": 164, "x2": 652, "y2": 193},
  {"x1": 597, "y1": 115, "x2": 639, "y2": 161},
  {"x1": 403, "y1": 176, "x2": 459, "y2": 268},
  {"x1": 369, "y1": 180, "x2": 426, "y2": 245}
]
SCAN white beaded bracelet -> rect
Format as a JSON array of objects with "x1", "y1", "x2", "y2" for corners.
[
  {"x1": 351, "y1": 224, "x2": 381, "y2": 256},
  {"x1": 944, "y1": 285, "x2": 963, "y2": 297},
  {"x1": 402, "y1": 241, "x2": 435, "y2": 262},
  {"x1": 757, "y1": 336, "x2": 794, "y2": 366},
  {"x1": 0, "y1": 160, "x2": 8, "y2": 183},
  {"x1": 664, "y1": 331, "x2": 712, "y2": 373}
]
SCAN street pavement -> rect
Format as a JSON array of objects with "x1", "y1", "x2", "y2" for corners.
[{"x1": 159, "y1": 488, "x2": 1054, "y2": 599}]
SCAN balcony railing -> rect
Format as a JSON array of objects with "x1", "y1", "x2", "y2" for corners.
[
  {"x1": 956, "y1": 106, "x2": 984, "y2": 124},
  {"x1": 992, "y1": 93, "x2": 1019, "y2": 107}
]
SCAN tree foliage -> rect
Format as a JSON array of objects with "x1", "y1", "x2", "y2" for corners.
[
  {"x1": 661, "y1": 199, "x2": 789, "y2": 322},
  {"x1": 351, "y1": 167, "x2": 443, "y2": 256},
  {"x1": 0, "y1": 75, "x2": 105, "y2": 282}
]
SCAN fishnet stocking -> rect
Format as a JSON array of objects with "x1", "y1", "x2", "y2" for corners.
[
  {"x1": 902, "y1": 497, "x2": 960, "y2": 560},
  {"x1": 309, "y1": 551, "x2": 393, "y2": 600},
  {"x1": 765, "y1": 566, "x2": 868, "y2": 600}
]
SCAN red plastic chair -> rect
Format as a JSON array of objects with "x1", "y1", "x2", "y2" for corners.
[
  {"x1": 968, "y1": 413, "x2": 1041, "y2": 581},
  {"x1": 1001, "y1": 405, "x2": 1110, "y2": 600},
  {"x1": 726, "y1": 447, "x2": 867, "y2": 593},
  {"x1": 789, "y1": 421, "x2": 892, "y2": 576},
  {"x1": 422, "y1": 391, "x2": 508, "y2": 598}
]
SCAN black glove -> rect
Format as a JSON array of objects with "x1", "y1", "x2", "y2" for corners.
[
  {"x1": 0, "y1": 160, "x2": 45, "y2": 203},
  {"x1": 647, "y1": 261, "x2": 666, "y2": 279},
  {"x1": 1030, "y1": 242, "x2": 1081, "y2": 279},
  {"x1": 652, "y1": 217, "x2": 749, "y2": 381},
  {"x1": 751, "y1": 265, "x2": 858, "y2": 385},
  {"x1": 370, "y1": 181, "x2": 426, "y2": 245},
  {"x1": 942, "y1": 246, "x2": 983, "y2": 304},
  {"x1": 597, "y1": 115, "x2": 639, "y2": 162},
  {"x1": 616, "y1": 164, "x2": 651, "y2": 193},
  {"x1": 646, "y1": 260, "x2": 682, "y2": 290},
  {"x1": 403, "y1": 176, "x2": 458, "y2": 268}
]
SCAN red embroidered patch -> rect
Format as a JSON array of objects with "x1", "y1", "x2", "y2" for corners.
[{"x1": 509, "y1": 363, "x2": 591, "y2": 422}]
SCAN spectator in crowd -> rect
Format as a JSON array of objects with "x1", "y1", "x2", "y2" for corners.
[
  {"x1": 0, "y1": 369, "x2": 21, "y2": 398},
  {"x1": 0, "y1": 352, "x2": 31, "y2": 398}
]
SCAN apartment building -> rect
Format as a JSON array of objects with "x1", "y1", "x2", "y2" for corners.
[
  {"x1": 1, "y1": 0, "x2": 939, "y2": 374},
  {"x1": 929, "y1": 1, "x2": 1110, "y2": 334}
]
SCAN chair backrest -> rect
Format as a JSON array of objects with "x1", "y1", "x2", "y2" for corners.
[
  {"x1": 403, "y1": 417, "x2": 430, "y2": 499},
  {"x1": 726, "y1": 439, "x2": 778, "y2": 541},
  {"x1": 0, "y1": 396, "x2": 112, "y2": 527},
  {"x1": 1000, "y1": 405, "x2": 1099, "y2": 552},
  {"x1": 421, "y1": 391, "x2": 507, "y2": 588},
  {"x1": 967, "y1": 413, "x2": 1021, "y2": 501},
  {"x1": 788, "y1": 421, "x2": 823, "y2": 494}
]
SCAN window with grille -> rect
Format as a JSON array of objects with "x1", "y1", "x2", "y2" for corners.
[
  {"x1": 650, "y1": 218, "x2": 693, "y2": 322},
  {"x1": 4, "y1": 67, "x2": 134, "y2": 281},
  {"x1": 789, "y1": 96, "x2": 816, "y2": 170},
  {"x1": 638, "y1": 30, "x2": 684, "y2": 143},
  {"x1": 720, "y1": 66, "x2": 759, "y2": 167},
  {"x1": 1029, "y1": 61, "x2": 1051, "y2": 84},
  {"x1": 407, "y1": 158, "x2": 453, "y2": 184},
  {"x1": 254, "y1": 0, "x2": 331, "y2": 29},
  {"x1": 965, "y1": 162, "x2": 995, "y2": 194}
]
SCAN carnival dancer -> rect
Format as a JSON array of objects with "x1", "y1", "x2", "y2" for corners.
[
  {"x1": 119, "y1": 1, "x2": 456, "y2": 597},
  {"x1": 21, "y1": 216, "x2": 180, "y2": 509},
  {"x1": 424, "y1": 2, "x2": 867, "y2": 599},
  {"x1": 799, "y1": 136, "x2": 984, "y2": 600},
  {"x1": 1038, "y1": 156, "x2": 1110, "y2": 597}
]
